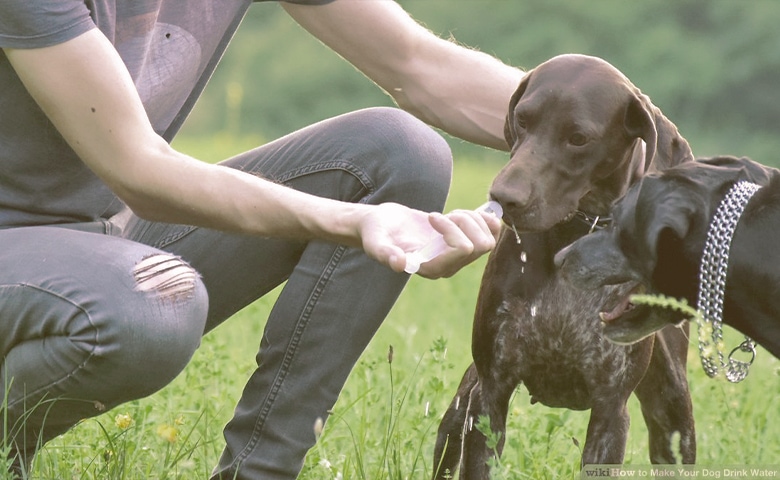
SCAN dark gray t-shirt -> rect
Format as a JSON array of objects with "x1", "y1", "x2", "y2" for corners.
[{"x1": 0, "y1": 0, "x2": 325, "y2": 228}]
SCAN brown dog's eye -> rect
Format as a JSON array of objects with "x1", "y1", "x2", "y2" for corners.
[{"x1": 568, "y1": 133, "x2": 588, "y2": 146}]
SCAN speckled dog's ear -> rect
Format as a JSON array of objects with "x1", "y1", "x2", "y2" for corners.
[{"x1": 640, "y1": 184, "x2": 697, "y2": 276}]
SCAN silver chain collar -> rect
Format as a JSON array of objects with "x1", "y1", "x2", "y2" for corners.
[{"x1": 696, "y1": 181, "x2": 761, "y2": 383}]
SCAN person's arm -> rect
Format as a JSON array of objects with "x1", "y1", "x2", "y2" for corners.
[
  {"x1": 4, "y1": 28, "x2": 497, "y2": 278},
  {"x1": 281, "y1": 0, "x2": 524, "y2": 151},
  {"x1": 5, "y1": 29, "x2": 356, "y2": 239}
]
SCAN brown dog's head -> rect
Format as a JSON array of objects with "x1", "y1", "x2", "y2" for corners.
[{"x1": 491, "y1": 54, "x2": 693, "y2": 232}]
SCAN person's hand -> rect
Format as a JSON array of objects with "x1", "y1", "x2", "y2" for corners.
[{"x1": 358, "y1": 203, "x2": 501, "y2": 279}]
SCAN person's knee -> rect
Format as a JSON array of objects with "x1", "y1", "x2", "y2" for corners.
[
  {"x1": 361, "y1": 107, "x2": 452, "y2": 172},
  {"x1": 355, "y1": 107, "x2": 453, "y2": 211},
  {"x1": 107, "y1": 253, "x2": 209, "y2": 395}
]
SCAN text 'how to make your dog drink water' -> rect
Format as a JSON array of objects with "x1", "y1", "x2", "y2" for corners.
[{"x1": 581, "y1": 465, "x2": 780, "y2": 478}]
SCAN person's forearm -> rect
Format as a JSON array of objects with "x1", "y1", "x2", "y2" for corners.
[
  {"x1": 189, "y1": 163, "x2": 371, "y2": 247},
  {"x1": 110, "y1": 140, "x2": 371, "y2": 246}
]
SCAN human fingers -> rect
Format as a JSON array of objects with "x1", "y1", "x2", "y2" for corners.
[
  {"x1": 436, "y1": 208, "x2": 500, "y2": 254},
  {"x1": 414, "y1": 210, "x2": 497, "y2": 278}
]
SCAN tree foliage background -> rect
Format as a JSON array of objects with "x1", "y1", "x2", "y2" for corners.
[{"x1": 179, "y1": 0, "x2": 780, "y2": 165}]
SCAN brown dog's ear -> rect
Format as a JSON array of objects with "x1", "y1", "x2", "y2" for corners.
[
  {"x1": 503, "y1": 70, "x2": 533, "y2": 148},
  {"x1": 624, "y1": 93, "x2": 693, "y2": 172},
  {"x1": 624, "y1": 93, "x2": 658, "y2": 170}
]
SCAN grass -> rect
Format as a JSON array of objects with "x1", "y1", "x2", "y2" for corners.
[{"x1": 6, "y1": 138, "x2": 780, "y2": 479}]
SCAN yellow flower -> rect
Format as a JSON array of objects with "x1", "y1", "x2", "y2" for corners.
[
  {"x1": 114, "y1": 413, "x2": 133, "y2": 430},
  {"x1": 157, "y1": 424, "x2": 179, "y2": 443}
]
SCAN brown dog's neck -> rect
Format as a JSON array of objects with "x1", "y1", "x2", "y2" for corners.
[
  {"x1": 572, "y1": 211, "x2": 611, "y2": 234},
  {"x1": 578, "y1": 180, "x2": 626, "y2": 218}
]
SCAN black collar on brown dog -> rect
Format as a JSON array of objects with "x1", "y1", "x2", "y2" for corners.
[
  {"x1": 574, "y1": 211, "x2": 611, "y2": 234},
  {"x1": 508, "y1": 211, "x2": 610, "y2": 246}
]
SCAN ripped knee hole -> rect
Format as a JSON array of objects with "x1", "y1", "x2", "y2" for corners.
[{"x1": 132, "y1": 253, "x2": 200, "y2": 300}]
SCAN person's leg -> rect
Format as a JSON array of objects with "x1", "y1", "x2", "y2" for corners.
[
  {"x1": 0, "y1": 227, "x2": 208, "y2": 477},
  {"x1": 123, "y1": 107, "x2": 453, "y2": 479}
]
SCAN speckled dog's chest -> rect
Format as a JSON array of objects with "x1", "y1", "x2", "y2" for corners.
[{"x1": 489, "y1": 251, "x2": 637, "y2": 410}]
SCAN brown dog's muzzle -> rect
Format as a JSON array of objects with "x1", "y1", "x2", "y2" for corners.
[{"x1": 490, "y1": 153, "x2": 584, "y2": 232}]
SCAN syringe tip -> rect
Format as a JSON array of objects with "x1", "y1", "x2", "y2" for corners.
[
  {"x1": 404, "y1": 257, "x2": 422, "y2": 274},
  {"x1": 478, "y1": 200, "x2": 503, "y2": 219}
]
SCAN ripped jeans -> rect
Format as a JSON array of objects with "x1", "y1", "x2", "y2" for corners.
[{"x1": 0, "y1": 108, "x2": 452, "y2": 479}]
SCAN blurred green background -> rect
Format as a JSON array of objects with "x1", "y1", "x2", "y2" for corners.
[{"x1": 177, "y1": 0, "x2": 780, "y2": 166}]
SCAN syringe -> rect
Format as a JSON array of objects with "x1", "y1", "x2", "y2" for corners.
[{"x1": 404, "y1": 200, "x2": 503, "y2": 274}]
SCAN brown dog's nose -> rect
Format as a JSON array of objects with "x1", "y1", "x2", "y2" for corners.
[
  {"x1": 489, "y1": 192, "x2": 512, "y2": 212},
  {"x1": 489, "y1": 184, "x2": 532, "y2": 221},
  {"x1": 489, "y1": 161, "x2": 537, "y2": 224}
]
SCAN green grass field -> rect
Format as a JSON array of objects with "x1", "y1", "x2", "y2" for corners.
[{"x1": 11, "y1": 138, "x2": 780, "y2": 479}]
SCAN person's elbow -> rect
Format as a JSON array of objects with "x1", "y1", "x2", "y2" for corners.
[
  {"x1": 381, "y1": 64, "x2": 443, "y2": 129},
  {"x1": 97, "y1": 142, "x2": 186, "y2": 223},
  {"x1": 110, "y1": 180, "x2": 168, "y2": 222}
]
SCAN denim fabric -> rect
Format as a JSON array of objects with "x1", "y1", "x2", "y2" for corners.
[
  {"x1": 1, "y1": 107, "x2": 452, "y2": 479},
  {"x1": 0, "y1": 226, "x2": 209, "y2": 474}
]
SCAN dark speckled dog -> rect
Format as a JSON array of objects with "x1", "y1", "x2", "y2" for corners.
[
  {"x1": 432, "y1": 54, "x2": 696, "y2": 479},
  {"x1": 556, "y1": 156, "x2": 780, "y2": 359}
]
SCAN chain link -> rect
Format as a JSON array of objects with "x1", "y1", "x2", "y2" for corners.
[{"x1": 696, "y1": 181, "x2": 760, "y2": 383}]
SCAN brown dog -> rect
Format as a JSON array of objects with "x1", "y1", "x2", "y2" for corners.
[{"x1": 432, "y1": 55, "x2": 696, "y2": 479}]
